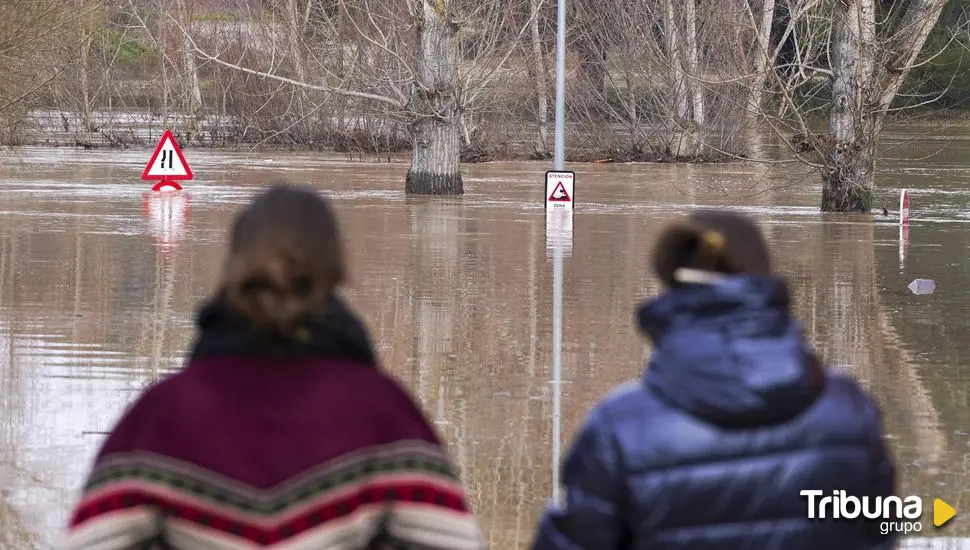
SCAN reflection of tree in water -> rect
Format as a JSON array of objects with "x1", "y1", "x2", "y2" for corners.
[
  {"x1": 0, "y1": 239, "x2": 47, "y2": 549},
  {"x1": 0, "y1": 194, "x2": 211, "y2": 547},
  {"x1": 406, "y1": 198, "x2": 549, "y2": 548},
  {"x1": 1, "y1": 494, "x2": 40, "y2": 549},
  {"x1": 147, "y1": 249, "x2": 178, "y2": 384},
  {"x1": 776, "y1": 217, "x2": 947, "y2": 486},
  {"x1": 404, "y1": 198, "x2": 672, "y2": 547},
  {"x1": 872, "y1": 219, "x2": 970, "y2": 520}
]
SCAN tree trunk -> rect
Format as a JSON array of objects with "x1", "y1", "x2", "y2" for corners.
[
  {"x1": 663, "y1": 0, "x2": 690, "y2": 157},
  {"x1": 284, "y1": 0, "x2": 310, "y2": 136},
  {"x1": 743, "y1": 0, "x2": 775, "y2": 157},
  {"x1": 529, "y1": 0, "x2": 549, "y2": 155},
  {"x1": 284, "y1": 0, "x2": 308, "y2": 85},
  {"x1": 822, "y1": 0, "x2": 948, "y2": 212},
  {"x1": 405, "y1": 0, "x2": 463, "y2": 195},
  {"x1": 744, "y1": 0, "x2": 775, "y2": 116},
  {"x1": 873, "y1": 0, "x2": 950, "y2": 126},
  {"x1": 160, "y1": 31, "x2": 170, "y2": 130},
  {"x1": 175, "y1": 0, "x2": 203, "y2": 122},
  {"x1": 683, "y1": 0, "x2": 703, "y2": 128},
  {"x1": 822, "y1": 0, "x2": 876, "y2": 212},
  {"x1": 79, "y1": 33, "x2": 93, "y2": 132}
]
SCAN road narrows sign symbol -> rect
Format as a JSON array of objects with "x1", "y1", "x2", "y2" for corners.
[{"x1": 142, "y1": 129, "x2": 193, "y2": 182}]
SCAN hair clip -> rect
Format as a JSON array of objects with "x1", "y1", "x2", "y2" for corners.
[
  {"x1": 294, "y1": 326, "x2": 312, "y2": 343},
  {"x1": 699, "y1": 230, "x2": 725, "y2": 256}
]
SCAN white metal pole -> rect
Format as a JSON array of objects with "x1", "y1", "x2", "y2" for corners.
[
  {"x1": 553, "y1": 0, "x2": 566, "y2": 172},
  {"x1": 551, "y1": 0, "x2": 567, "y2": 506}
]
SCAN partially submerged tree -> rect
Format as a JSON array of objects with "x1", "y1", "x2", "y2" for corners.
[
  {"x1": 3, "y1": 0, "x2": 963, "y2": 208},
  {"x1": 769, "y1": 0, "x2": 953, "y2": 212},
  {"x1": 405, "y1": 0, "x2": 464, "y2": 194},
  {"x1": 168, "y1": 0, "x2": 554, "y2": 195},
  {"x1": 822, "y1": 0, "x2": 952, "y2": 212}
]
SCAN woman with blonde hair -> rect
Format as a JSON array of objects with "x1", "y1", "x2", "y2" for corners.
[{"x1": 62, "y1": 184, "x2": 484, "y2": 549}]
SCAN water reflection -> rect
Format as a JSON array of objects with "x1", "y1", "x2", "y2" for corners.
[
  {"x1": 1, "y1": 144, "x2": 970, "y2": 548},
  {"x1": 141, "y1": 190, "x2": 191, "y2": 380},
  {"x1": 774, "y1": 217, "x2": 948, "y2": 480},
  {"x1": 142, "y1": 191, "x2": 190, "y2": 259},
  {"x1": 901, "y1": 217, "x2": 911, "y2": 270}
]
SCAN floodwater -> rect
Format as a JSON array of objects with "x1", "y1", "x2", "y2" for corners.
[{"x1": 1, "y1": 127, "x2": 970, "y2": 549}]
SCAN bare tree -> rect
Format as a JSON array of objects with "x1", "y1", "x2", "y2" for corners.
[
  {"x1": 405, "y1": 0, "x2": 466, "y2": 194},
  {"x1": 168, "y1": 0, "x2": 471, "y2": 193},
  {"x1": 0, "y1": 1, "x2": 100, "y2": 142},
  {"x1": 560, "y1": 0, "x2": 758, "y2": 161},
  {"x1": 766, "y1": 0, "x2": 953, "y2": 212},
  {"x1": 174, "y1": 0, "x2": 204, "y2": 122},
  {"x1": 742, "y1": 0, "x2": 776, "y2": 124},
  {"x1": 2, "y1": 0, "x2": 963, "y2": 193},
  {"x1": 528, "y1": 0, "x2": 551, "y2": 155}
]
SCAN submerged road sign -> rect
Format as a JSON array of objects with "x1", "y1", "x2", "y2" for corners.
[
  {"x1": 545, "y1": 170, "x2": 574, "y2": 253},
  {"x1": 545, "y1": 170, "x2": 574, "y2": 210},
  {"x1": 143, "y1": 129, "x2": 193, "y2": 191}
]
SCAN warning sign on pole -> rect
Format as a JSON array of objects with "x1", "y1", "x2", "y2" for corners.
[
  {"x1": 545, "y1": 171, "x2": 574, "y2": 210},
  {"x1": 142, "y1": 129, "x2": 193, "y2": 192}
]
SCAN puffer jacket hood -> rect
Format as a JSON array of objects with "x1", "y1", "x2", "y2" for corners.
[{"x1": 637, "y1": 274, "x2": 825, "y2": 428}]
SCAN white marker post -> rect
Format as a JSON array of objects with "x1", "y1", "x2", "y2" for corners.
[
  {"x1": 899, "y1": 189, "x2": 910, "y2": 269},
  {"x1": 142, "y1": 129, "x2": 193, "y2": 192},
  {"x1": 547, "y1": 0, "x2": 569, "y2": 507}
]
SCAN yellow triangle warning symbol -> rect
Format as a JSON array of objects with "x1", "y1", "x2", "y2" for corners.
[{"x1": 934, "y1": 498, "x2": 956, "y2": 527}]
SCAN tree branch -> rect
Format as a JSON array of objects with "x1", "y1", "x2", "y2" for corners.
[{"x1": 167, "y1": 14, "x2": 405, "y2": 110}]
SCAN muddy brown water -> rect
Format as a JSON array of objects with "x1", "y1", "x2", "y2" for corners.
[{"x1": 2, "y1": 129, "x2": 970, "y2": 549}]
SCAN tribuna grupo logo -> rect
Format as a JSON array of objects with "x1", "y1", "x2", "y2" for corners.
[{"x1": 801, "y1": 490, "x2": 922, "y2": 535}]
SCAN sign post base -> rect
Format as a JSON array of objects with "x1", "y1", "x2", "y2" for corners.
[{"x1": 151, "y1": 180, "x2": 183, "y2": 192}]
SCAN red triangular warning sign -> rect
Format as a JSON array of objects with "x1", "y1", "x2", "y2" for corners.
[
  {"x1": 548, "y1": 181, "x2": 571, "y2": 202},
  {"x1": 142, "y1": 129, "x2": 193, "y2": 181}
]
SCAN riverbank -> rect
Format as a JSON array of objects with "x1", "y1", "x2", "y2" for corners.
[{"x1": 4, "y1": 108, "x2": 967, "y2": 165}]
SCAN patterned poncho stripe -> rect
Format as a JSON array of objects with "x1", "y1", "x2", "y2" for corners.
[{"x1": 62, "y1": 441, "x2": 483, "y2": 549}]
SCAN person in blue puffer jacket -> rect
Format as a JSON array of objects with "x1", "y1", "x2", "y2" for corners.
[{"x1": 531, "y1": 210, "x2": 896, "y2": 550}]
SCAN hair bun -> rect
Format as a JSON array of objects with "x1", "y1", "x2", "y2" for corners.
[{"x1": 651, "y1": 210, "x2": 772, "y2": 287}]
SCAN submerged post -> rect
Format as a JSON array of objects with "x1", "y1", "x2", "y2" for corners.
[
  {"x1": 899, "y1": 189, "x2": 910, "y2": 270},
  {"x1": 549, "y1": 0, "x2": 568, "y2": 506}
]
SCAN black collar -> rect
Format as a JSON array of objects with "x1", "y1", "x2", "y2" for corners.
[{"x1": 190, "y1": 293, "x2": 378, "y2": 366}]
